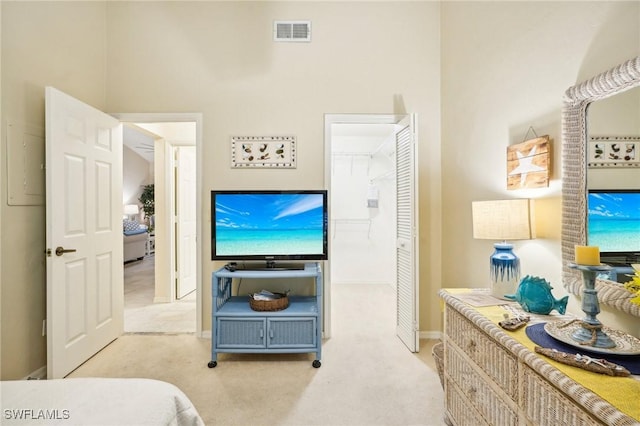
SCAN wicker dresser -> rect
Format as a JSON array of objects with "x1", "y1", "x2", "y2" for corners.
[{"x1": 439, "y1": 289, "x2": 640, "y2": 426}]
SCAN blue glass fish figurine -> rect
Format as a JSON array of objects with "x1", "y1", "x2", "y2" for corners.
[{"x1": 504, "y1": 275, "x2": 568, "y2": 315}]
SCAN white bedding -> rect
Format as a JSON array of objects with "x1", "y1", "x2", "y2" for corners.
[{"x1": 1, "y1": 378, "x2": 204, "y2": 426}]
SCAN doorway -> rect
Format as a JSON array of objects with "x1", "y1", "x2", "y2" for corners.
[
  {"x1": 330, "y1": 123, "x2": 398, "y2": 286},
  {"x1": 45, "y1": 88, "x2": 204, "y2": 377},
  {"x1": 324, "y1": 114, "x2": 419, "y2": 351},
  {"x1": 117, "y1": 114, "x2": 202, "y2": 335}
]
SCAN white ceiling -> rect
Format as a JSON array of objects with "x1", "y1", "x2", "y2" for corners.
[
  {"x1": 123, "y1": 122, "x2": 196, "y2": 163},
  {"x1": 123, "y1": 125, "x2": 155, "y2": 162}
]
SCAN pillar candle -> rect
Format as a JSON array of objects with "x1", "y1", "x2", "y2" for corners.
[{"x1": 574, "y1": 245, "x2": 600, "y2": 266}]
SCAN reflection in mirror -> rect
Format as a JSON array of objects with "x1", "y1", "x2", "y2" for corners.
[
  {"x1": 561, "y1": 56, "x2": 640, "y2": 317},
  {"x1": 586, "y1": 87, "x2": 640, "y2": 282}
]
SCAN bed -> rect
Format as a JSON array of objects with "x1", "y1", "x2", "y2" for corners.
[
  {"x1": 123, "y1": 219, "x2": 148, "y2": 262},
  {"x1": 0, "y1": 378, "x2": 204, "y2": 425}
]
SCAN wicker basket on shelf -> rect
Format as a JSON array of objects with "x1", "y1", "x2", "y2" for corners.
[{"x1": 249, "y1": 293, "x2": 289, "y2": 311}]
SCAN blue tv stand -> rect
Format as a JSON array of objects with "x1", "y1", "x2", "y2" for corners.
[{"x1": 208, "y1": 262, "x2": 323, "y2": 368}]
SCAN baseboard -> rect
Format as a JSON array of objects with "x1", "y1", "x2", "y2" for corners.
[
  {"x1": 200, "y1": 329, "x2": 438, "y2": 341},
  {"x1": 24, "y1": 366, "x2": 46, "y2": 380},
  {"x1": 420, "y1": 330, "x2": 442, "y2": 340},
  {"x1": 330, "y1": 280, "x2": 393, "y2": 286}
]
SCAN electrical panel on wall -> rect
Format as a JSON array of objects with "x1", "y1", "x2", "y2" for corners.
[{"x1": 6, "y1": 120, "x2": 45, "y2": 205}]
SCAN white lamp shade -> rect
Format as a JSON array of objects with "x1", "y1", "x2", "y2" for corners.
[
  {"x1": 472, "y1": 199, "x2": 535, "y2": 241},
  {"x1": 124, "y1": 204, "x2": 139, "y2": 216}
]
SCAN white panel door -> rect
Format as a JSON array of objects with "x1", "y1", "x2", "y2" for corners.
[
  {"x1": 46, "y1": 87, "x2": 124, "y2": 378},
  {"x1": 176, "y1": 146, "x2": 197, "y2": 298},
  {"x1": 395, "y1": 115, "x2": 419, "y2": 352}
]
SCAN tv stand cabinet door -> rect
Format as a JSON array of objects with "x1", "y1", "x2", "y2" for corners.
[
  {"x1": 267, "y1": 317, "x2": 317, "y2": 349},
  {"x1": 216, "y1": 317, "x2": 266, "y2": 349}
]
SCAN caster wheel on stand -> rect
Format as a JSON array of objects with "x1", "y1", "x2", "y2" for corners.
[
  {"x1": 312, "y1": 360, "x2": 321, "y2": 368},
  {"x1": 208, "y1": 361, "x2": 217, "y2": 368}
]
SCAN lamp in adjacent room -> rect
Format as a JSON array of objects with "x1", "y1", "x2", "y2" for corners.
[
  {"x1": 472, "y1": 199, "x2": 535, "y2": 299},
  {"x1": 123, "y1": 204, "x2": 139, "y2": 221}
]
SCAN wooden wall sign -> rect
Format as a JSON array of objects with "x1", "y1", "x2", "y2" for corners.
[{"x1": 507, "y1": 135, "x2": 551, "y2": 189}]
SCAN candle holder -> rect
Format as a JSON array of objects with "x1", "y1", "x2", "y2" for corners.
[{"x1": 568, "y1": 263, "x2": 616, "y2": 349}]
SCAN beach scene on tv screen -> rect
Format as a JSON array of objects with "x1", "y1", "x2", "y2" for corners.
[
  {"x1": 215, "y1": 193, "x2": 325, "y2": 256},
  {"x1": 588, "y1": 192, "x2": 640, "y2": 253}
]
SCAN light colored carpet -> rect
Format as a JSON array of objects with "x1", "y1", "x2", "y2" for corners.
[
  {"x1": 70, "y1": 283, "x2": 446, "y2": 425},
  {"x1": 124, "y1": 256, "x2": 196, "y2": 333}
]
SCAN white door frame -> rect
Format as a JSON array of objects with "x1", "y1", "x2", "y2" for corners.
[
  {"x1": 113, "y1": 113, "x2": 203, "y2": 336},
  {"x1": 174, "y1": 145, "x2": 197, "y2": 299},
  {"x1": 323, "y1": 113, "x2": 411, "y2": 339}
]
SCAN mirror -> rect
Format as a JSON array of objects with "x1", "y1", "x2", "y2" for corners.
[
  {"x1": 561, "y1": 56, "x2": 640, "y2": 317},
  {"x1": 586, "y1": 87, "x2": 640, "y2": 270}
]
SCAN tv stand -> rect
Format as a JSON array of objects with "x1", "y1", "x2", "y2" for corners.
[{"x1": 209, "y1": 262, "x2": 322, "y2": 368}]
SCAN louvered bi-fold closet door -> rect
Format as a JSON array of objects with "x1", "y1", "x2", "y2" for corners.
[{"x1": 395, "y1": 116, "x2": 419, "y2": 352}]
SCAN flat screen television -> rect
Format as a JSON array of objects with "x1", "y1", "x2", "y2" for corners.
[
  {"x1": 587, "y1": 189, "x2": 640, "y2": 264},
  {"x1": 211, "y1": 190, "x2": 328, "y2": 263}
]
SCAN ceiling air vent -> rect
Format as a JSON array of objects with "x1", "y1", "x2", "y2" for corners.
[{"x1": 274, "y1": 21, "x2": 311, "y2": 42}]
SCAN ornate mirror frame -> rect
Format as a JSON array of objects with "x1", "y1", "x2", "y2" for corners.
[{"x1": 561, "y1": 56, "x2": 640, "y2": 317}]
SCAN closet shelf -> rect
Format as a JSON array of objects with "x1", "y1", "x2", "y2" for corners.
[
  {"x1": 332, "y1": 152, "x2": 372, "y2": 176},
  {"x1": 371, "y1": 136, "x2": 395, "y2": 158}
]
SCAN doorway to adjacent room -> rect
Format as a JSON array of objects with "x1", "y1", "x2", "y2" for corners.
[{"x1": 118, "y1": 116, "x2": 202, "y2": 334}]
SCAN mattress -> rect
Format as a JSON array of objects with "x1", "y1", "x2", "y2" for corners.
[{"x1": 0, "y1": 378, "x2": 204, "y2": 425}]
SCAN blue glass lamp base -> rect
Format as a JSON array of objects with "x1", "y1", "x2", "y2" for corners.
[{"x1": 490, "y1": 243, "x2": 520, "y2": 299}]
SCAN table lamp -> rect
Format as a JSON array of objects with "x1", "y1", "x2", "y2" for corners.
[
  {"x1": 124, "y1": 204, "x2": 139, "y2": 220},
  {"x1": 472, "y1": 199, "x2": 535, "y2": 299}
]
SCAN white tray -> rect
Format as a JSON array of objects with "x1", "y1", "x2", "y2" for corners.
[{"x1": 544, "y1": 321, "x2": 640, "y2": 355}]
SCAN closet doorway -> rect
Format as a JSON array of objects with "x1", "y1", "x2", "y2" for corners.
[
  {"x1": 330, "y1": 123, "x2": 397, "y2": 286},
  {"x1": 324, "y1": 114, "x2": 419, "y2": 352}
]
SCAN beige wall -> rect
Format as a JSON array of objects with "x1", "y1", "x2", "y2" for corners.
[
  {"x1": 1, "y1": 1, "x2": 639, "y2": 379},
  {"x1": 103, "y1": 1, "x2": 443, "y2": 339},
  {"x1": 1, "y1": 1, "x2": 441, "y2": 379},
  {"x1": 440, "y1": 1, "x2": 640, "y2": 334},
  {"x1": 123, "y1": 145, "x2": 152, "y2": 210},
  {"x1": 1, "y1": 2, "x2": 108, "y2": 379},
  {"x1": 0, "y1": 0, "x2": 3, "y2": 382}
]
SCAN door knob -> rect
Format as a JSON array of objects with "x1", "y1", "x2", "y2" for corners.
[{"x1": 55, "y1": 246, "x2": 77, "y2": 256}]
